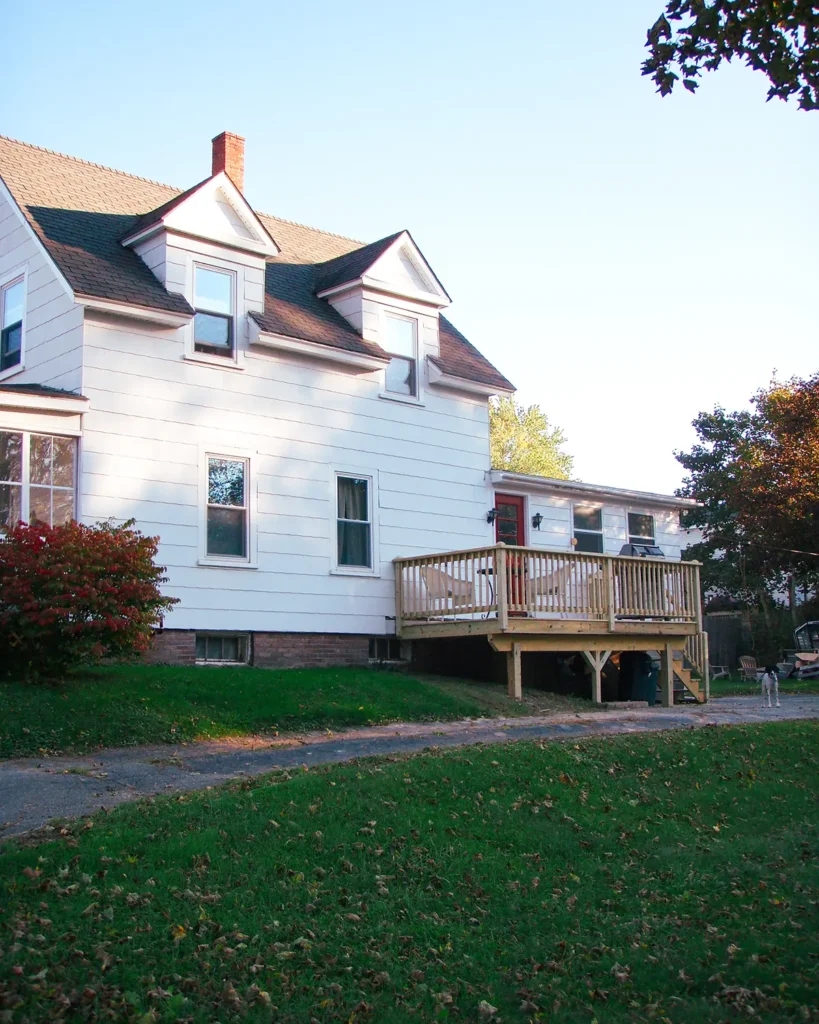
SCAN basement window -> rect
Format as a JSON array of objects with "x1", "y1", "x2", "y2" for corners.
[
  {"x1": 369, "y1": 638, "x2": 405, "y2": 663},
  {"x1": 195, "y1": 633, "x2": 249, "y2": 665}
]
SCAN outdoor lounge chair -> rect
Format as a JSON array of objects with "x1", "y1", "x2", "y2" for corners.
[
  {"x1": 525, "y1": 563, "x2": 602, "y2": 617},
  {"x1": 420, "y1": 565, "x2": 475, "y2": 614},
  {"x1": 739, "y1": 655, "x2": 759, "y2": 682}
]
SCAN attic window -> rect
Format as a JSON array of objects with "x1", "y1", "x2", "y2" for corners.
[
  {"x1": 194, "y1": 266, "x2": 234, "y2": 357},
  {"x1": 1, "y1": 278, "x2": 25, "y2": 374},
  {"x1": 384, "y1": 314, "x2": 417, "y2": 397}
]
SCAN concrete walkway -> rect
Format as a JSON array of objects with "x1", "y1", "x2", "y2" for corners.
[{"x1": 2, "y1": 695, "x2": 818, "y2": 840}]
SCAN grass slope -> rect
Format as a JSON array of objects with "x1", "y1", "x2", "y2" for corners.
[
  {"x1": 0, "y1": 665, "x2": 500, "y2": 759},
  {"x1": 2, "y1": 722, "x2": 817, "y2": 1022}
]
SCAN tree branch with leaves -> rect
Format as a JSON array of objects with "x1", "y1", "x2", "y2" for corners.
[
  {"x1": 644, "y1": 1, "x2": 819, "y2": 110},
  {"x1": 677, "y1": 371, "x2": 819, "y2": 617},
  {"x1": 489, "y1": 397, "x2": 573, "y2": 479}
]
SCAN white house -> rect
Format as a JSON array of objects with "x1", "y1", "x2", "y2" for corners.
[{"x1": 0, "y1": 132, "x2": 705, "y2": 702}]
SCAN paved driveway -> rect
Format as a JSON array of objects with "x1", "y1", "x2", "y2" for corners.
[{"x1": 2, "y1": 695, "x2": 817, "y2": 840}]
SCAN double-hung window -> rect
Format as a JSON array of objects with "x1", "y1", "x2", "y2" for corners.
[
  {"x1": 336, "y1": 475, "x2": 372, "y2": 569},
  {"x1": 0, "y1": 431, "x2": 76, "y2": 531},
  {"x1": 573, "y1": 505, "x2": 604, "y2": 553},
  {"x1": 1, "y1": 278, "x2": 25, "y2": 374},
  {"x1": 194, "y1": 266, "x2": 234, "y2": 358},
  {"x1": 628, "y1": 512, "x2": 655, "y2": 547},
  {"x1": 206, "y1": 456, "x2": 248, "y2": 559},
  {"x1": 383, "y1": 314, "x2": 417, "y2": 397}
]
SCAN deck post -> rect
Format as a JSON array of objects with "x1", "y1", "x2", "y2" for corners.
[
  {"x1": 496, "y1": 544, "x2": 509, "y2": 631},
  {"x1": 604, "y1": 557, "x2": 616, "y2": 630},
  {"x1": 581, "y1": 649, "x2": 611, "y2": 704},
  {"x1": 694, "y1": 563, "x2": 703, "y2": 633},
  {"x1": 506, "y1": 641, "x2": 522, "y2": 700},
  {"x1": 394, "y1": 563, "x2": 403, "y2": 637},
  {"x1": 660, "y1": 641, "x2": 674, "y2": 707}
]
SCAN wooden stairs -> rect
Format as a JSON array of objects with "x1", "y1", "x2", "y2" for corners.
[{"x1": 673, "y1": 651, "x2": 705, "y2": 703}]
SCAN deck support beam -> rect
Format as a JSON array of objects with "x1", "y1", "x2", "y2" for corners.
[
  {"x1": 581, "y1": 649, "x2": 611, "y2": 704},
  {"x1": 660, "y1": 642, "x2": 675, "y2": 708},
  {"x1": 506, "y1": 642, "x2": 522, "y2": 701}
]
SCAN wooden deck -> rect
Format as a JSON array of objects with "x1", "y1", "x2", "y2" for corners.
[{"x1": 393, "y1": 543, "x2": 709, "y2": 705}]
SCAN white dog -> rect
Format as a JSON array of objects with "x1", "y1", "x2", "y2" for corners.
[{"x1": 760, "y1": 666, "x2": 781, "y2": 709}]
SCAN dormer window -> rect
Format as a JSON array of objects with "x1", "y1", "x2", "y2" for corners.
[
  {"x1": 194, "y1": 266, "x2": 234, "y2": 357},
  {"x1": 384, "y1": 313, "x2": 417, "y2": 397}
]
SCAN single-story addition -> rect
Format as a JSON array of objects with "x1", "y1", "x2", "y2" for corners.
[{"x1": 0, "y1": 131, "x2": 707, "y2": 704}]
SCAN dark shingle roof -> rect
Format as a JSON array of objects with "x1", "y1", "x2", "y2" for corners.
[
  {"x1": 120, "y1": 176, "x2": 211, "y2": 242},
  {"x1": 0, "y1": 135, "x2": 512, "y2": 391},
  {"x1": 436, "y1": 318, "x2": 514, "y2": 391},
  {"x1": 0, "y1": 383, "x2": 87, "y2": 399},
  {"x1": 313, "y1": 231, "x2": 404, "y2": 293}
]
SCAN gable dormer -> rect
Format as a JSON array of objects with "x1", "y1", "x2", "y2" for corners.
[
  {"x1": 315, "y1": 231, "x2": 450, "y2": 401},
  {"x1": 121, "y1": 133, "x2": 280, "y2": 368},
  {"x1": 121, "y1": 137, "x2": 279, "y2": 271}
]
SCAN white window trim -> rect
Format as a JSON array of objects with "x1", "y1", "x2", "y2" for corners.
[
  {"x1": 184, "y1": 254, "x2": 245, "y2": 371},
  {"x1": 198, "y1": 446, "x2": 258, "y2": 569},
  {"x1": 330, "y1": 467, "x2": 380, "y2": 578},
  {"x1": 0, "y1": 266, "x2": 28, "y2": 384},
  {"x1": 627, "y1": 509, "x2": 656, "y2": 545},
  {"x1": 378, "y1": 307, "x2": 422, "y2": 405},
  {"x1": 0, "y1": 429, "x2": 77, "y2": 527},
  {"x1": 571, "y1": 502, "x2": 605, "y2": 553}
]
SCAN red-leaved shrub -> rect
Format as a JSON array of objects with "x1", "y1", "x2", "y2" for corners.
[{"x1": 0, "y1": 520, "x2": 178, "y2": 680}]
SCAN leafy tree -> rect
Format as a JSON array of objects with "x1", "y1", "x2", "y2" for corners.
[
  {"x1": 643, "y1": 1, "x2": 819, "y2": 110},
  {"x1": 489, "y1": 397, "x2": 573, "y2": 479},
  {"x1": 677, "y1": 372, "x2": 819, "y2": 622},
  {"x1": 0, "y1": 519, "x2": 178, "y2": 681}
]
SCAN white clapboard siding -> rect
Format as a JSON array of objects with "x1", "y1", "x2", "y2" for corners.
[
  {"x1": 84, "y1": 326, "x2": 487, "y2": 431},
  {"x1": 79, "y1": 298, "x2": 495, "y2": 636},
  {"x1": 0, "y1": 190, "x2": 83, "y2": 392},
  {"x1": 84, "y1": 365, "x2": 489, "y2": 456},
  {"x1": 82, "y1": 450, "x2": 200, "y2": 487},
  {"x1": 169, "y1": 566, "x2": 396, "y2": 599},
  {"x1": 165, "y1": 607, "x2": 389, "y2": 634},
  {"x1": 82, "y1": 472, "x2": 198, "y2": 507}
]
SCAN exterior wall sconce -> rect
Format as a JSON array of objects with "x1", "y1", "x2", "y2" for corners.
[
  {"x1": 486, "y1": 508, "x2": 500, "y2": 524},
  {"x1": 532, "y1": 512, "x2": 544, "y2": 530}
]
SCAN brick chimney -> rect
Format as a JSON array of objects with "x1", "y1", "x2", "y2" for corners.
[{"x1": 211, "y1": 131, "x2": 245, "y2": 193}]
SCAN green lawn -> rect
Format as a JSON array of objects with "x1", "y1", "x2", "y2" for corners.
[
  {"x1": 0, "y1": 665, "x2": 593, "y2": 760},
  {"x1": 2, "y1": 722, "x2": 817, "y2": 1022},
  {"x1": 710, "y1": 673, "x2": 819, "y2": 697}
]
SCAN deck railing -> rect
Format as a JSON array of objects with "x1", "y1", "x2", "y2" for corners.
[
  {"x1": 684, "y1": 630, "x2": 710, "y2": 698},
  {"x1": 394, "y1": 543, "x2": 702, "y2": 632}
]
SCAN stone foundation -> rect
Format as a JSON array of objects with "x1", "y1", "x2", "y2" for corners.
[{"x1": 145, "y1": 630, "x2": 370, "y2": 669}]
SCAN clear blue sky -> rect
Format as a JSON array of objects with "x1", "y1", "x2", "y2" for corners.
[{"x1": 5, "y1": 0, "x2": 817, "y2": 493}]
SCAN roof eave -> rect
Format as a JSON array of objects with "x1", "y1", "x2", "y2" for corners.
[
  {"x1": 427, "y1": 357, "x2": 514, "y2": 397},
  {"x1": 487, "y1": 470, "x2": 700, "y2": 510},
  {"x1": 76, "y1": 294, "x2": 193, "y2": 327},
  {"x1": 0, "y1": 388, "x2": 90, "y2": 415},
  {"x1": 250, "y1": 324, "x2": 390, "y2": 372},
  {"x1": 316, "y1": 276, "x2": 451, "y2": 309}
]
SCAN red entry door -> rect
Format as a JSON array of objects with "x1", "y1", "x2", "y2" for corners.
[{"x1": 494, "y1": 493, "x2": 525, "y2": 545}]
